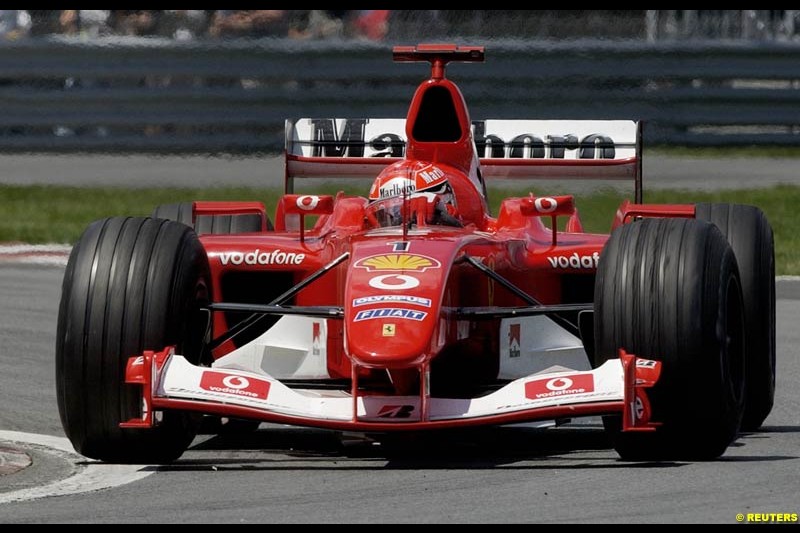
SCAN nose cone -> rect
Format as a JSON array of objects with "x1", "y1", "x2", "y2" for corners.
[{"x1": 345, "y1": 244, "x2": 451, "y2": 369}]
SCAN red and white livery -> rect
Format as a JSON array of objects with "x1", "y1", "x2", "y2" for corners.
[{"x1": 56, "y1": 44, "x2": 776, "y2": 463}]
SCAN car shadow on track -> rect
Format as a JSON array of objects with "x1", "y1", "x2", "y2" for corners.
[
  {"x1": 158, "y1": 423, "x2": 690, "y2": 471},
  {"x1": 149, "y1": 422, "x2": 800, "y2": 472},
  {"x1": 747, "y1": 425, "x2": 800, "y2": 434},
  {"x1": 194, "y1": 423, "x2": 612, "y2": 455}
]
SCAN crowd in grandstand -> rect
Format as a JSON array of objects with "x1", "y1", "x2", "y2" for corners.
[
  {"x1": 0, "y1": 10, "x2": 391, "y2": 41},
  {"x1": 1, "y1": 11, "x2": 797, "y2": 43}
]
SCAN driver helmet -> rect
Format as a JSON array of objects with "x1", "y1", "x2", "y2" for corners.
[{"x1": 367, "y1": 162, "x2": 460, "y2": 228}]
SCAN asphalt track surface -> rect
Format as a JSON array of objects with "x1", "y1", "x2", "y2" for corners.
[
  {"x1": 0, "y1": 263, "x2": 798, "y2": 524},
  {"x1": 0, "y1": 155, "x2": 798, "y2": 523}
]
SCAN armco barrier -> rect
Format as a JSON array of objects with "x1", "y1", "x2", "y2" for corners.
[{"x1": 2, "y1": 37, "x2": 800, "y2": 153}]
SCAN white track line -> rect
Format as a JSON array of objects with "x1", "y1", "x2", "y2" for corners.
[
  {"x1": 0, "y1": 244, "x2": 72, "y2": 266},
  {"x1": 0, "y1": 244, "x2": 72, "y2": 254},
  {"x1": 0, "y1": 256, "x2": 70, "y2": 266},
  {"x1": 0, "y1": 431, "x2": 154, "y2": 504}
]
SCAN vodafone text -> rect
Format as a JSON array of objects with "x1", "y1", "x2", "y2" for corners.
[
  {"x1": 547, "y1": 252, "x2": 600, "y2": 269},
  {"x1": 218, "y1": 249, "x2": 306, "y2": 266}
]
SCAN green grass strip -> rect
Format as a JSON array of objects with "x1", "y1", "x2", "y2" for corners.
[{"x1": 2, "y1": 183, "x2": 797, "y2": 275}]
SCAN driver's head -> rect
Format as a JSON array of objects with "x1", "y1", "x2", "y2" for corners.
[{"x1": 367, "y1": 162, "x2": 460, "y2": 228}]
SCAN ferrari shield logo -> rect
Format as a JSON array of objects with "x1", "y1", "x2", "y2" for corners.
[{"x1": 383, "y1": 324, "x2": 396, "y2": 336}]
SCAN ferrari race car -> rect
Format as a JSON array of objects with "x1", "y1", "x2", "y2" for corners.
[{"x1": 56, "y1": 44, "x2": 775, "y2": 463}]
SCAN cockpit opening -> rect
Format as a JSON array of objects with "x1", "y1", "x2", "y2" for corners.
[{"x1": 411, "y1": 86, "x2": 463, "y2": 143}]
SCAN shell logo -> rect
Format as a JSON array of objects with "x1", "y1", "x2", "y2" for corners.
[{"x1": 355, "y1": 254, "x2": 441, "y2": 272}]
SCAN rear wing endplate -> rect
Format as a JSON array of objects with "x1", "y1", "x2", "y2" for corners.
[{"x1": 285, "y1": 119, "x2": 643, "y2": 202}]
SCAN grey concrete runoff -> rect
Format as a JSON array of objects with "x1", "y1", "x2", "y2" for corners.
[{"x1": 0, "y1": 153, "x2": 798, "y2": 190}]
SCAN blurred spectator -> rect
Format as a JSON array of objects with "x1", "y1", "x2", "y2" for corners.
[
  {"x1": 352, "y1": 10, "x2": 390, "y2": 41},
  {"x1": 57, "y1": 10, "x2": 111, "y2": 38},
  {"x1": 108, "y1": 10, "x2": 161, "y2": 36},
  {"x1": 57, "y1": 10, "x2": 78, "y2": 35},
  {"x1": 161, "y1": 10, "x2": 212, "y2": 40},
  {"x1": 310, "y1": 10, "x2": 347, "y2": 39},
  {"x1": 288, "y1": 11, "x2": 389, "y2": 41},
  {"x1": 27, "y1": 10, "x2": 65, "y2": 36},
  {"x1": 289, "y1": 10, "x2": 350, "y2": 39},
  {"x1": 208, "y1": 10, "x2": 289, "y2": 38},
  {"x1": 78, "y1": 10, "x2": 111, "y2": 38},
  {"x1": 0, "y1": 10, "x2": 30, "y2": 40}
]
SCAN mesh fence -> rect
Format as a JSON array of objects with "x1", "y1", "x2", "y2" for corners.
[{"x1": 385, "y1": 10, "x2": 800, "y2": 42}]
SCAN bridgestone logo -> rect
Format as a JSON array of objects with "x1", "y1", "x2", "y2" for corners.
[{"x1": 218, "y1": 249, "x2": 306, "y2": 266}]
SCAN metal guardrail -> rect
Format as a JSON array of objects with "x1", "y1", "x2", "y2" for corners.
[{"x1": 3, "y1": 37, "x2": 800, "y2": 153}]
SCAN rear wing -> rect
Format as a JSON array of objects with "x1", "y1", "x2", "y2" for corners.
[{"x1": 285, "y1": 118, "x2": 643, "y2": 202}]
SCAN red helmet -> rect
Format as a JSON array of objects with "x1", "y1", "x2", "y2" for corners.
[{"x1": 367, "y1": 162, "x2": 460, "y2": 228}]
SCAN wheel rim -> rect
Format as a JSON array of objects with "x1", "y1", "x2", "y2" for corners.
[{"x1": 725, "y1": 276, "x2": 746, "y2": 408}]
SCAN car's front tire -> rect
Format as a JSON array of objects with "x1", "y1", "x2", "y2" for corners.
[
  {"x1": 56, "y1": 217, "x2": 210, "y2": 463},
  {"x1": 594, "y1": 218, "x2": 745, "y2": 460}
]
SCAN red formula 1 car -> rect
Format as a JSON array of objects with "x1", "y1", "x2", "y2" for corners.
[{"x1": 56, "y1": 44, "x2": 775, "y2": 463}]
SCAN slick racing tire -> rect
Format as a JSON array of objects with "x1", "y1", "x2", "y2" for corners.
[
  {"x1": 696, "y1": 203, "x2": 776, "y2": 431},
  {"x1": 594, "y1": 218, "x2": 746, "y2": 461},
  {"x1": 56, "y1": 217, "x2": 210, "y2": 463},
  {"x1": 151, "y1": 202, "x2": 272, "y2": 233}
]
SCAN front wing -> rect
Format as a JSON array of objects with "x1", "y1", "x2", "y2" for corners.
[{"x1": 122, "y1": 348, "x2": 661, "y2": 433}]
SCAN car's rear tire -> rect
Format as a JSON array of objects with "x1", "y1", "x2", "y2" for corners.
[
  {"x1": 695, "y1": 203, "x2": 775, "y2": 431},
  {"x1": 594, "y1": 218, "x2": 746, "y2": 461},
  {"x1": 151, "y1": 202, "x2": 272, "y2": 233},
  {"x1": 56, "y1": 217, "x2": 210, "y2": 463}
]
